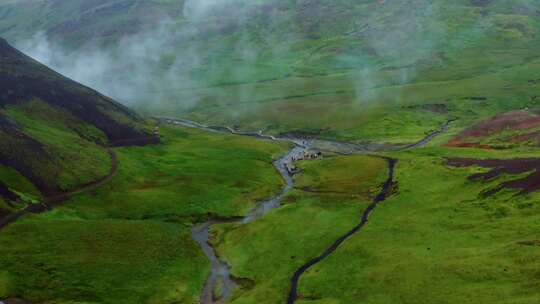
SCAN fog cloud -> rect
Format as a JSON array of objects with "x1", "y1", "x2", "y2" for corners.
[{"x1": 14, "y1": 0, "x2": 528, "y2": 113}]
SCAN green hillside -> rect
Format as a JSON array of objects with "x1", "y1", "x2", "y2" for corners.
[
  {"x1": 1, "y1": 1, "x2": 540, "y2": 304},
  {"x1": 2, "y1": 0, "x2": 540, "y2": 143},
  {"x1": 0, "y1": 38, "x2": 153, "y2": 218},
  {"x1": 0, "y1": 125, "x2": 288, "y2": 304}
]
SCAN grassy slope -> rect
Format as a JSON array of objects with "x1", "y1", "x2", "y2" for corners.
[
  {"x1": 0, "y1": 164, "x2": 41, "y2": 214},
  {"x1": 1, "y1": 100, "x2": 111, "y2": 191},
  {"x1": 62, "y1": 126, "x2": 288, "y2": 221},
  {"x1": 0, "y1": 37, "x2": 152, "y2": 216},
  {"x1": 4, "y1": 1, "x2": 540, "y2": 143},
  {"x1": 211, "y1": 155, "x2": 388, "y2": 303},
  {"x1": 0, "y1": 125, "x2": 288, "y2": 303},
  {"x1": 0, "y1": 218, "x2": 206, "y2": 304},
  {"x1": 210, "y1": 146, "x2": 540, "y2": 304},
  {"x1": 0, "y1": 0, "x2": 183, "y2": 46},
  {"x1": 294, "y1": 149, "x2": 540, "y2": 304},
  {"x1": 156, "y1": 0, "x2": 540, "y2": 143},
  {"x1": 179, "y1": 53, "x2": 540, "y2": 143},
  {"x1": 0, "y1": 165, "x2": 41, "y2": 200}
]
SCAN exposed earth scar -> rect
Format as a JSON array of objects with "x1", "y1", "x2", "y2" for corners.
[{"x1": 447, "y1": 157, "x2": 540, "y2": 195}]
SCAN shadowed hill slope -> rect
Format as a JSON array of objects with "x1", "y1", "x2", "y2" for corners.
[
  {"x1": 0, "y1": 38, "x2": 147, "y2": 141},
  {"x1": 0, "y1": 38, "x2": 155, "y2": 216}
]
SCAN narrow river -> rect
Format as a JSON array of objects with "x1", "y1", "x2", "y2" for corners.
[
  {"x1": 191, "y1": 145, "x2": 306, "y2": 304},
  {"x1": 159, "y1": 117, "x2": 454, "y2": 304}
]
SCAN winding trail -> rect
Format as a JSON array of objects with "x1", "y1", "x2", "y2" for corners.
[
  {"x1": 160, "y1": 117, "x2": 455, "y2": 304},
  {"x1": 0, "y1": 147, "x2": 118, "y2": 230},
  {"x1": 287, "y1": 158, "x2": 396, "y2": 303}
]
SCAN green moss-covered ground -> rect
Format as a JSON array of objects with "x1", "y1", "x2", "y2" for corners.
[
  {"x1": 0, "y1": 100, "x2": 111, "y2": 192},
  {"x1": 62, "y1": 126, "x2": 288, "y2": 221},
  {"x1": 294, "y1": 149, "x2": 540, "y2": 304},
  {"x1": 209, "y1": 147, "x2": 540, "y2": 304},
  {"x1": 0, "y1": 218, "x2": 207, "y2": 304},
  {"x1": 211, "y1": 155, "x2": 389, "y2": 303},
  {"x1": 1, "y1": 1, "x2": 540, "y2": 303},
  {"x1": 0, "y1": 125, "x2": 288, "y2": 303}
]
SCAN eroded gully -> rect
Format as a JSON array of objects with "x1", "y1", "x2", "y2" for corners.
[{"x1": 159, "y1": 117, "x2": 453, "y2": 304}]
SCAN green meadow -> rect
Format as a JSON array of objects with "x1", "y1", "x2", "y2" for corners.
[
  {"x1": 208, "y1": 148, "x2": 540, "y2": 303},
  {"x1": 0, "y1": 125, "x2": 288, "y2": 303},
  {"x1": 1, "y1": 0, "x2": 540, "y2": 303},
  {"x1": 211, "y1": 155, "x2": 389, "y2": 303},
  {"x1": 295, "y1": 149, "x2": 540, "y2": 304}
]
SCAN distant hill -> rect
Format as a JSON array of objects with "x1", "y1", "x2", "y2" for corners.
[
  {"x1": 2, "y1": 0, "x2": 540, "y2": 143},
  {"x1": 0, "y1": 38, "x2": 155, "y2": 216},
  {"x1": 0, "y1": 0, "x2": 183, "y2": 47}
]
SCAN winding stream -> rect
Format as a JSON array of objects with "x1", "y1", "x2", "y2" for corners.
[
  {"x1": 191, "y1": 145, "x2": 307, "y2": 304},
  {"x1": 287, "y1": 158, "x2": 396, "y2": 303},
  {"x1": 159, "y1": 117, "x2": 454, "y2": 304}
]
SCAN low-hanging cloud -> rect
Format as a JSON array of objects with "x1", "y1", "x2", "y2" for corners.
[
  {"x1": 18, "y1": 17, "x2": 198, "y2": 109},
  {"x1": 13, "y1": 0, "x2": 533, "y2": 114},
  {"x1": 16, "y1": 1, "x2": 240, "y2": 108}
]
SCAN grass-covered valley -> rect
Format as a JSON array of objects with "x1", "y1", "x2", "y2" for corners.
[{"x1": 0, "y1": 0, "x2": 540, "y2": 304}]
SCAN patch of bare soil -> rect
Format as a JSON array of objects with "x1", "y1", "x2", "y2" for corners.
[
  {"x1": 447, "y1": 111, "x2": 540, "y2": 148},
  {"x1": 447, "y1": 157, "x2": 540, "y2": 194}
]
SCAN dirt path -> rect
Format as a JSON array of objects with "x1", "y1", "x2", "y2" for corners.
[
  {"x1": 287, "y1": 158, "x2": 396, "y2": 303},
  {"x1": 0, "y1": 147, "x2": 118, "y2": 230}
]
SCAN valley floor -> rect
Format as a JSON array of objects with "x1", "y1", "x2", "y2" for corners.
[{"x1": 1, "y1": 119, "x2": 540, "y2": 304}]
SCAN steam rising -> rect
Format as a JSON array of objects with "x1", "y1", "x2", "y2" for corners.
[
  {"x1": 19, "y1": 19, "x2": 193, "y2": 108},
  {"x1": 12, "y1": 0, "x2": 531, "y2": 112}
]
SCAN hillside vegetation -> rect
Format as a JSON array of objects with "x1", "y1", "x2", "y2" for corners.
[
  {"x1": 0, "y1": 38, "x2": 153, "y2": 218},
  {"x1": 0, "y1": 125, "x2": 288, "y2": 303},
  {"x1": 1, "y1": 1, "x2": 540, "y2": 304},
  {"x1": 2, "y1": 0, "x2": 540, "y2": 143}
]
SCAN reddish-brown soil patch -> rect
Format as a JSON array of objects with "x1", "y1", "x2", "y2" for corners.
[
  {"x1": 447, "y1": 157, "x2": 540, "y2": 195},
  {"x1": 447, "y1": 111, "x2": 540, "y2": 148},
  {"x1": 510, "y1": 130, "x2": 540, "y2": 145}
]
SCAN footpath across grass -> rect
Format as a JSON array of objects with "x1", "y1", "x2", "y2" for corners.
[
  {"x1": 61, "y1": 126, "x2": 288, "y2": 221},
  {"x1": 0, "y1": 125, "x2": 288, "y2": 303}
]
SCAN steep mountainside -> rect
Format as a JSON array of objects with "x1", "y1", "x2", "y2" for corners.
[{"x1": 0, "y1": 38, "x2": 154, "y2": 216}]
